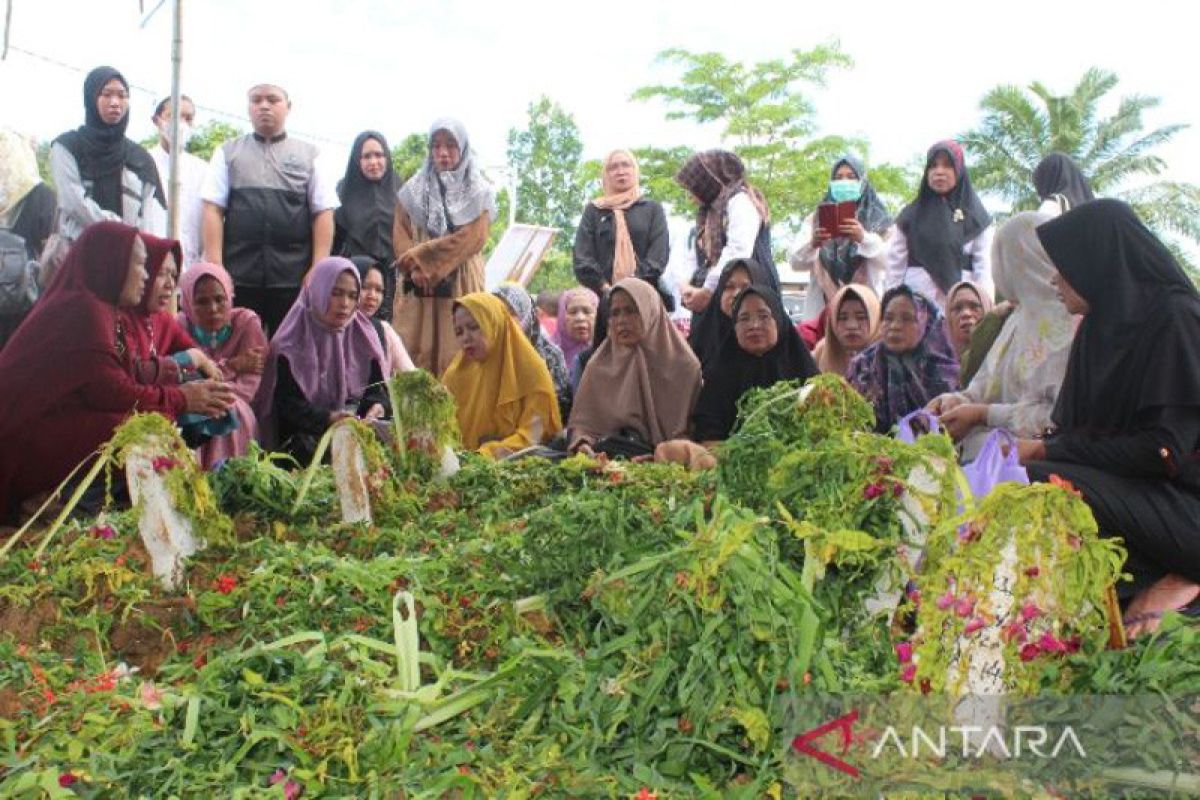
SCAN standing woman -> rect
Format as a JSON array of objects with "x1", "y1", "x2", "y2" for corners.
[
  {"x1": 1017, "y1": 200, "x2": 1200, "y2": 635},
  {"x1": 0, "y1": 223, "x2": 232, "y2": 519},
  {"x1": 552, "y1": 286, "x2": 599, "y2": 385},
  {"x1": 393, "y1": 118, "x2": 496, "y2": 375},
  {"x1": 886, "y1": 140, "x2": 993, "y2": 310},
  {"x1": 1032, "y1": 152, "x2": 1094, "y2": 217},
  {"x1": 0, "y1": 130, "x2": 57, "y2": 347},
  {"x1": 493, "y1": 283, "x2": 572, "y2": 420},
  {"x1": 791, "y1": 154, "x2": 893, "y2": 320},
  {"x1": 255, "y1": 257, "x2": 390, "y2": 464},
  {"x1": 178, "y1": 263, "x2": 270, "y2": 468},
  {"x1": 568, "y1": 278, "x2": 702, "y2": 454},
  {"x1": 847, "y1": 285, "x2": 958, "y2": 434},
  {"x1": 811, "y1": 283, "x2": 882, "y2": 376},
  {"x1": 50, "y1": 66, "x2": 166, "y2": 243},
  {"x1": 442, "y1": 292, "x2": 561, "y2": 458},
  {"x1": 573, "y1": 149, "x2": 670, "y2": 303},
  {"x1": 674, "y1": 150, "x2": 776, "y2": 314},
  {"x1": 335, "y1": 131, "x2": 401, "y2": 321}
]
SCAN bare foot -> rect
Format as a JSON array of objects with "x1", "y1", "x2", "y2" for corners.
[{"x1": 1123, "y1": 573, "x2": 1200, "y2": 638}]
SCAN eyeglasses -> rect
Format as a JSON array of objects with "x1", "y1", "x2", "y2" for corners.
[{"x1": 734, "y1": 311, "x2": 773, "y2": 328}]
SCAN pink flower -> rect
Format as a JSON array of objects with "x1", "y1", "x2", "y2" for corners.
[
  {"x1": 1037, "y1": 632, "x2": 1068, "y2": 654},
  {"x1": 140, "y1": 681, "x2": 163, "y2": 710},
  {"x1": 1067, "y1": 535, "x2": 1081, "y2": 550},
  {"x1": 935, "y1": 590, "x2": 956, "y2": 611},
  {"x1": 91, "y1": 524, "x2": 116, "y2": 540},
  {"x1": 1024, "y1": 566, "x2": 1040, "y2": 578},
  {"x1": 963, "y1": 617, "x2": 985, "y2": 635},
  {"x1": 58, "y1": 773, "x2": 77, "y2": 787},
  {"x1": 270, "y1": 769, "x2": 302, "y2": 799},
  {"x1": 863, "y1": 483, "x2": 885, "y2": 500},
  {"x1": 1019, "y1": 602, "x2": 1042, "y2": 623},
  {"x1": 1003, "y1": 623, "x2": 1028, "y2": 644},
  {"x1": 151, "y1": 455, "x2": 178, "y2": 474},
  {"x1": 270, "y1": 770, "x2": 287, "y2": 786},
  {"x1": 900, "y1": 663, "x2": 917, "y2": 683},
  {"x1": 895, "y1": 642, "x2": 913, "y2": 664},
  {"x1": 954, "y1": 596, "x2": 976, "y2": 618},
  {"x1": 1019, "y1": 643, "x2": 1040, "y2": 662},
  {"x1": 874, "y1": 456, "x2": 894, "y2": 474},
  {"x1": 1064, "y1": 636, "x2": 1081, "y2": 654},
  {"x1": 892, "y1": 482, "x2": 905, "y2": 498},
  {"x1": 214, "y1": 574, "x2": 238, "y2": 595}
]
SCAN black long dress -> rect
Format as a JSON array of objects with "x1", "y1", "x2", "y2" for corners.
[{"x1": 1024, "y1": 199, "x2": 1200, "y2": 595}]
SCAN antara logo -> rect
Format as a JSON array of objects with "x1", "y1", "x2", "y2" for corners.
[{"x1": 792, "y1": 710, "x2": 1087, "y2": 778}]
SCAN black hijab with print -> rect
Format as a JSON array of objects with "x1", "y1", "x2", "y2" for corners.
[
  {"x1": 1037, "y1": 199, "x2": 1200, "y2": 436},
  {"x1": 895, "y1": 140, "x2": 991, "y2": 294},
  {"x1": 53, "y1": 66, "x2": 164, "y2": 216},
  {"x1": 819, "y1": 153, "x2": 893, "y2": 286}
]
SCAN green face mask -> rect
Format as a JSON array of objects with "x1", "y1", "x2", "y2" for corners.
[{"x1": 829, "y1": 179, "x2": 862, "y2": 203}]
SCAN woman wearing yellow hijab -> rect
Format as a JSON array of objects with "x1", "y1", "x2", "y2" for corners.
[{"x1": 442, "y1": 292, "x2": 562, "y2": 458}]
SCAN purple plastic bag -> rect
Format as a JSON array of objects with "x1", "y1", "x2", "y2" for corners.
[
  {"x1": 895, "y1": 410, "x2": 942, "y2": 444},
  {"x1": 962, "y1": 428, "x2": 1029, "y2": 499}
]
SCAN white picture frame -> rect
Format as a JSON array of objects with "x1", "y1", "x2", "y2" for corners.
[{"x1": 484, "y1": 224, "x2": 558, "y2": 290}]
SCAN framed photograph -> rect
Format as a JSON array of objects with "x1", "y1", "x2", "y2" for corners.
[{"x1": 484, "y1": 224, "x2": 558, "y2": 289}]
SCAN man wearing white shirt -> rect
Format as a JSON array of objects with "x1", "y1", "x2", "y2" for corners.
[
  {"x1": 201, "y1": 83, "x2": 338, "y2": 333},
  {"x1": 149, "y1": 95, "x2": 206, "y2": 270}
]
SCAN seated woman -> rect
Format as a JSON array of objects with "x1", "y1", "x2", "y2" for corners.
[
  {"x1": 568, "y1": 278, "x2": 701, "y2": 454},
  {"x1": 943, "y1": 280, "x2": 992, "y2": 359},
  {"x1": 442, "y1": 292, "x2": 561, "y2": 458},
  {"x1": 688, "y1": 257, "x2": 776, "y2": 373},
  {"x1": 572, "y1": 149, "x2": 670, "y2": 306},
  {"x1": 1016, "y1": 200, "x2": 1200, "y2": 636},
  {"x1": 847, "y1": 285, "x2": 958, "y2": 434},
  {"x1": 693, "y1": 284, "x2": 818, "y2": 443},
  {"x1": 254, "y1": 257, "x2": 390, "y2": 465},
  {"x1": 178, "y1": 263, "x2": 270, "y2": 468},
  {"x1": 812, "y1": 283, "x2": 881, "y2": 376},
  {"x1": 928, "y1": 212, "x2": 1075, "y2": 460},
  {"x1": 886, "y1": 140, "x2": 994, "y2": 310},
  {"x1": 552, "y1": 286, "x2": 599, "y2": 387},
  {"x1": 121, "y1": 234, "x2": 220, "y2": 384},
  {"x1": 0, "y1": 223, "x2": 233, "y2": 520},
  {"x1": 493, "y1": 283, "x2": 571, "y2": 420},
  {"x1": 351, "y1": 255, "x2": 415, "y2": 375},
  {"x1": 791, "y1": 154, "x2": 893, "y2": 321},
  {"x1": 674, "y1": 150, "x2": 776, "y2": 313}
]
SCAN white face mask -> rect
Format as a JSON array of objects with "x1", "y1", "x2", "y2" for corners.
[{"x1": 158, "y1": 120, "x2": 193, "y2": 147}]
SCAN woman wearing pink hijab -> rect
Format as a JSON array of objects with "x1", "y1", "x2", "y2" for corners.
[
  {"x1": 552, "y1": 286, "x2": 599, "y2": 385},
  {"x1": 178, "y1": 263, "x2": 269, "y2": 468}
]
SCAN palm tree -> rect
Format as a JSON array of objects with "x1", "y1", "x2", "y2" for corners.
[{"x1": 962, "y1": 68, "x2": 1200, "y2": 268}]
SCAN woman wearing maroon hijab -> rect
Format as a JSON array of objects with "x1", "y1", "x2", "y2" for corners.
[{"x1": 0, "y1": 222, "x2": 234, "y2": 521}]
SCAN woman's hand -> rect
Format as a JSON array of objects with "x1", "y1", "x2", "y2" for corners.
[
  {"x1": 811, "y1": 225, "x2": 831, "y2": 247},
  {"x1": 180, "y1": 380, "x2": 236, "y2": 418},
  {"x1": 227, "y1": 346, "x2": 266, "y2": 376},
  {"x1": 838, "y1": 218, "x2": 866, "y2": 243},
  {"x1": 186, "y1": 348, "x2": 223, "y2": 380},
  {"x1": 682, "y1": 286, "x2": 713, "y2": 313},
  {"x1": 926, "y1": 393, "x2": 965, "y2": 416},
  {"x1": 1015, "y1": 438, "x2": 1046, "y2": 464},
  {"x1": 939, "y1": 403, "x2": 987, "y2": 441}
]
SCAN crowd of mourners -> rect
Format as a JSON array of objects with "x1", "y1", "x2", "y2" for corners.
[{"x1": 0, "y1": 67, "x2": 1197, "y2": 634}]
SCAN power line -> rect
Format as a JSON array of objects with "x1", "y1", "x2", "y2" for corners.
[{"x1": 4, "y1": 43, "x2": 352, "y2": 149}]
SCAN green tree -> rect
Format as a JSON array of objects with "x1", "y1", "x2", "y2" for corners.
[
  {"x1": 390, "y1": 133, "x2": 428, "y2": 182},
  {"x1": 506, "y1": 96, "x2": 587, "y2": 253},
  {"x1": 962, "y1": 67, "x2": 1200, "y2": 267},
  {"x1": 631, "y1": 45, "x2": 915, "y2": 237},
  {"x1": 185, "y1": 120, "x2": 243, "y2": 162}
]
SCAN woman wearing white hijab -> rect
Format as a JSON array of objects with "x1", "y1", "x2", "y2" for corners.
[{"x1": 392, "y1": 118, "x2": 497, "y2": 375}]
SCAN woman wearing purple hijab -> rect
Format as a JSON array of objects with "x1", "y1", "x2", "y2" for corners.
[{"x1": 254, "y1": 257, "x2": 390, "y2": 463}]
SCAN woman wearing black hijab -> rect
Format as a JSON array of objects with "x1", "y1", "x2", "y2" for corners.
[
  {"x1": 692, "y1": 284, "x2": 818, "y2": 442},
  {"x1": 687, "y1": 257, "x2": 776, "y2": 373},
  {"x1": 335, "y1": 131, "x2": 401, "y2": 321},
  {"x1": 1017, "y1": 199, "x2": 1200, "y2": 636},
  {"x1": 1032, "y1": 152, "x2": 1096, "y2": 216},
  {"x1": 886, "y1": 140, "x2": 993, "y2": 310},
  {"x1": 50, "y1": 66, "x2": 166, "y2": 244}
]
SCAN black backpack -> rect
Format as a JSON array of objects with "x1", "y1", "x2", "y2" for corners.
[{"x1": 0, "y1": 227, "x2": 40, "y2": 316}]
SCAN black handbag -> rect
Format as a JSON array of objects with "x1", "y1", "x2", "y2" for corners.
[{"x1": 593, "y1": 428, "x2": 654, "y2": 459}]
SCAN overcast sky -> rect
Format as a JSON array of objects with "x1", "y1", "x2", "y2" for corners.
[{"x1": 2, "y1": 0, "x2": 1197, "y2": 216}]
